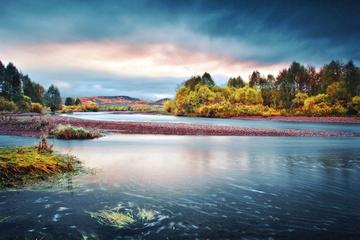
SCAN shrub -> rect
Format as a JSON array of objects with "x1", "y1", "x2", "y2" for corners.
[
  {"x1": 163, "y1": 100, "x2": 175, "y2": 113},
  {"x1": 195, "y1": 102, "x2": 281, "y2": 118},
  {"x1": 84, "y1": 103, "x2": 99, "y2": 112},
  {"x1": 50, "y1": 124, "x2": 101, "y2": 139},
  {"x1": 0, "y1": 97, "x2": 17, "y2": 112},
  {"x1": 31, "y1": 103, "x2": 43, "y2": 113},
  {"x1": 17, "y1": 95, "x2": 32, "y2": 112},
  {"x1": 350, "y1": 96, "x2": 360, "y2": 115},
  {"x1": 292, "y1": 92, "x2": 308, "y2": 108}
]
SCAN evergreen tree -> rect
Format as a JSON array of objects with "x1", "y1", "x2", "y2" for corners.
[
  {"x1": 65, "y1": 97, "x2": 75, "y2": 106},
  {"x1": 0, "y1": 61, "x2": 6, "y2": 98},
  {"x1": 74, "y1": 98, "x2": 81, "y2": 105},
  {"x1": 22, "y1": 75, "x2": 44, "y2": 104},
  {"x1": 201, "y1": 72, "x2": 215, "y2": 86},
  {"x1": 343, "y1": 61, "x2": 360, "y2": 97},
  {"x1": 5, "y1": 63, "x2": 22, "y2": 102},
  {"x1": 249, "y1": 71, "x2": 261, "y2": 87},
  {"x1": 227, "y1": 76, "x2": 245, "y2": 88},
  {"x1": 44, "y1": 85, "x2": 62, "y2": 112}
]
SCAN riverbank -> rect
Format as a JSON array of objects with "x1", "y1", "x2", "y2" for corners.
[
  {"x1": 1, "y1": 114, "x2": 359, "y2": 137},
  {"x1": 231, "y1": 116, "x2": 360, "y2": 124}
]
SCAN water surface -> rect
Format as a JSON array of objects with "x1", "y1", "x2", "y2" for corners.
[
  {"x1": 64, "y1": 112, "x2": 360, "y2": 133},
  {"x1": 0, "y1": 134, "x2": 360, "y2": 239}
]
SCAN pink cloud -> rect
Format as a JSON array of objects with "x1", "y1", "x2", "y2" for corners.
[{"x1": 1, "y1": 41, "x2": 287, "y2": 79}]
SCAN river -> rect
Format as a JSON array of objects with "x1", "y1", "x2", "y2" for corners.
[
  {"x1": 63, "y1": 112, "x2": 360, "y2": 133},
  {"x1": 0, "y1": 134, "x2": 360, "y2": 239}
]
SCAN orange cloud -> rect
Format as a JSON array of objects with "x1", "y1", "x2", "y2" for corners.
[{"x1": 1, "y1": 41, "x2": 287, "y2": 79}]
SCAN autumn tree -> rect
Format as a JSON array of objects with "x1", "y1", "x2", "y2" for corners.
[{"x1": 319, "y1": 60, "x2": 343, "y2": 92}]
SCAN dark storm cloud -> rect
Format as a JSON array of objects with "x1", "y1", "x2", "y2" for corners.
[
  {"x1": 1, "y1": 0, "x2": 359, "y2": 98},
  {"x1": 1, "y1": 0, "x2": 359, "y2": 64}
]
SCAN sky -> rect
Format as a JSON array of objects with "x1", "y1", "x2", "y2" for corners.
[{"x1": 0, "y1": 0, "x2": 359, "y2": 99}]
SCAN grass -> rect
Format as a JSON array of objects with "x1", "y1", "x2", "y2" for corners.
[
  {"x1": 50, "y1": 124, "x2": 101, "y2": 140},
  {"x1": 0, "y1": 145, "x2": 81, "y2": 188}
]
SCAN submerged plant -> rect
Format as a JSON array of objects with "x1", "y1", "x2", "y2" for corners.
[
  {"x1": 79, "y1": 230, "x2": 98, "y2": 240},
  {"x1": 0, "y1": 216, "x2": 10, "y2": 223},
  {"x1": 137, "y1": 208, "x2": 156, "y2": 221},
  {"x1": 87, "y1": 202, "x2": 158, "y2": 230},
  {"x1": 88, "y1": 210, "x2": 135, "y2": 229}
]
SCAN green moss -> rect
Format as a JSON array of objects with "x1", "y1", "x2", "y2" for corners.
[
  {"x1": 50, "y1": 124, "x2": 101, "y2": 140},
  {"x1": 0, "y1": 146, "x2": 81, "y2": 188}
]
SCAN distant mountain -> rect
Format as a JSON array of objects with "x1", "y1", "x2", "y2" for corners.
[
  {"x1": 80, "y1": 96, "x2": 148, "y2": 106},
  {"x1": 152, "y1": 98, "x2": 170, "y2": 105}
]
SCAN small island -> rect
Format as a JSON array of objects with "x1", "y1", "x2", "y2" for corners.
[{"x1": 0, "y1": 137, "x2": 81, "y2": 188}]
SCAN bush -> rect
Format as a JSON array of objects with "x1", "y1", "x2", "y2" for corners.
[
  {"x1": 195, "y1": 102, "x2": 281, "y2": 118},
  {"x1": 31, "y1": 103, "x2": 43, "y2": 113},
  {"x1": 163, "y1": 100, "x2": 175, "y2": 113},
  {"x1": 292, "y1": 92, "x2": 308, "y2": 108},
  {"x1": 84, "y1": 103, "x2": 98, "y2": 112},
  {"x1": 50, "y1": 124, "x2": 101, "y2": 139},
  {"x1": 350, "y1": 96, "x2": 360, "y2": 115},
  {"x1": 61, "y1": 103, "x2": 100, "y2": 113},
  {"x1": 17, "y1": 95, "x2": 32, "y2": 112},
  {"x1": 0, "y1": 97, "x2": 17, "y2": 112}
]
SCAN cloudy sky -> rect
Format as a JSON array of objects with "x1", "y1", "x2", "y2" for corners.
[{"x1": 1, "y1": 0, "x2": 359, "y2": 99}]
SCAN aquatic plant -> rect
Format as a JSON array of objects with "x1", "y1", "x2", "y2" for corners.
[
  {"x1": 137, "y1": 208, "x2": 156, "y2": 221},
  {"x1": 79, "y1": 230, "x2": 98, "y2": 240},
  {"x1": 88, "y1": 210, "x2": 135, "y2": 229},
  {"x1": 0, "y1": 216, "x2": 10, "y2": 223},
  {"x1": 87, "y1": 203, "x2": 158, "y2": 230},
  {"x1": 50, "y1": 124, "x2": 101, "y2": 140}
]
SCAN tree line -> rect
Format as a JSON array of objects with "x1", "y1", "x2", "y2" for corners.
[
  {"x1": 164, "y1": 60, "x2": 360, "y2": 117},
  {"x1": 0, "y1": 59, "x2": 66, "y2": 112}
]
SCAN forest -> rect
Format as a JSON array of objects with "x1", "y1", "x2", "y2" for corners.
[
  {"x1": 164, "y1": 61, "x2": 360, "y2": 117},
  {"x1": 0, "y1": 60, "x2": 63, "y2": 113}
]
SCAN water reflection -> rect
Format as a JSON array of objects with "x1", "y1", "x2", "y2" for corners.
[
  {"x1": 0, "y1": 134, "x2": 360, "y2": 239},
  {"x1": 64, "y1": 112, "x2": 360, "y2": 133}
]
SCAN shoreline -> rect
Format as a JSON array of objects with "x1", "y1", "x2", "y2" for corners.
[
  {"x1": 230, "y1": 115, "x2": 360, "y2": 124},
  {"x1": 83, "y1": 111, "x2": 360, "y2": 124},
  {"x1": 0, "y1": 114, "x2": 359, "y2": 137}
]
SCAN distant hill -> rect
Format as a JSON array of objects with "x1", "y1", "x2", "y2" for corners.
[
  {"x1": 152, "y1": 98, "x2": 170, "y2": 105},
  {"x1": 80, "y1": 96, "x2": 148, "y2": 107}
]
